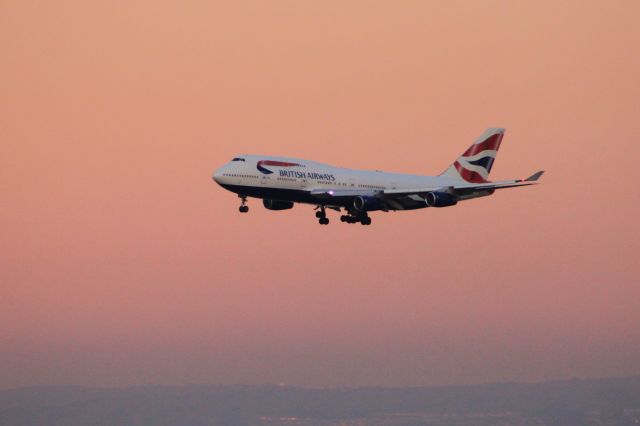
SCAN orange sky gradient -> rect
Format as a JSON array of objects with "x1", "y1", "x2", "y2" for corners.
[{"x1": 1, "y1": 0, "x2": 639, "y2": 389}]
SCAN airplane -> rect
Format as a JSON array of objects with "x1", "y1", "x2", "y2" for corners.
[{"x1": 211, "y1": 128, "x2": 543, "y2": 226}]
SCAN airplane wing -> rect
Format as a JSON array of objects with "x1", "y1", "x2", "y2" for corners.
[
  {"x1": 308, "y1": 188, "x2": 379, "y2": 209},
  {"x1": 309, "y1": 189, "x2": 375, "y2": 198},
  {"x1": 310, "y1": 187, "x2": 431, "y2": 210},
  {"x1": 382, "y1": 171, "x2": 544, "y2": 204},
  {"x1": 310, "y1": 171, "x2": 544, "y2": 210},
  {"x1": 384, "y1": 170, "x2": 545, "y2": 195}
]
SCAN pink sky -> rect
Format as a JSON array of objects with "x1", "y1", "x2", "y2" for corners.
[{"x1": 1, "y1": 0, "x2": 639, "y2": 389}]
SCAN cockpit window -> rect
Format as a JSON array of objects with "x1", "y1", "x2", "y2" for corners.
[{"x1": 231, "y1": 157, "x2": 246, "y2": 162}]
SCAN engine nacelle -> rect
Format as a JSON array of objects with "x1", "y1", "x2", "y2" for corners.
[
  {"x1": 353, "y1": 196, "x2": 384, "y2": 212},
  {"x1": 425, "y1": 191, "x2": 458, "y2": 208},
  {"x1": 263, "y1": 199, "x2": 294, "y2": 210}
]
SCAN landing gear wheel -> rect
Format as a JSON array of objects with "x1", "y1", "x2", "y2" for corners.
[
  {"x1": 238, "y1": 195, "x2": 248, "y2": 213},
  {"x1": 319, "y1": 217, "x2": 329, "y2": 225},
  {"x1": 315, "y1": 206, "x2": 327, "y2": 219},
  {"x1": 340, "y1": 215, "x2": 347, "y2": 222},
  {"x1": 360, "y1": 216, "x2": 371, "y2": 225}
]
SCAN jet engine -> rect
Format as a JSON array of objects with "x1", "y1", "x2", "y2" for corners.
[
  {"x1": 425, "y1": 191, "x2": 458, "y2": 208},
  {"x1": 353, "y1": 196, "x2": 384, "y2": 212},
  {"x1": 263, "y1": 199, "x2": 294, "y2": 210}
]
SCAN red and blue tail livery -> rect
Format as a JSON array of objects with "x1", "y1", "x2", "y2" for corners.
[
  {"x1": 441, "y1": 128, "x2": 504, "y2": 183},
  {"x1": 212, "y1": 128, "x2": 542, "y2": 226}
]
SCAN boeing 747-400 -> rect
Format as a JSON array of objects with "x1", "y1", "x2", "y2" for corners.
[{"x1": 212, "y1": 128, "x2": 543, "y2": 225}]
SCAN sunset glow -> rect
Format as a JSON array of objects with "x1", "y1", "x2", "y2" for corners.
[{"x1": 1, "y1": 0, "x2": 639, "y2": 389}]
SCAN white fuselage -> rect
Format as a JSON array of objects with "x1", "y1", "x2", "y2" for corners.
[{"x1": 212, "y1": 155, "x2": 457, "y2": 201}]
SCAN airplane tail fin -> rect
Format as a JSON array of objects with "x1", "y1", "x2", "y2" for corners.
[{"x1": 440, "y1": 128, "x2": 505, "y2": 183}]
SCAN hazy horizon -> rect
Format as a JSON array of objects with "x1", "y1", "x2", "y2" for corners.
[
  {"x1": 5, "y1": 373, "x2": 640, "y2": 391},
  {"x1": 2, "y1": 0, "x2": 639, "y2": 390},
  {"x1": 2, "y1": 376, "x2": 640, "y2": 425}
]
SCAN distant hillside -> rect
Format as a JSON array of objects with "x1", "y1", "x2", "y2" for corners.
[{"x1": 1, "y1": 376, "x2": 639, "y2": 425}]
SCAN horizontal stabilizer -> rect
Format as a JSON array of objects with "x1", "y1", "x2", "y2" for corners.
[{"x1": 525, "y1": 170, "x2": 545, "y2": 182}]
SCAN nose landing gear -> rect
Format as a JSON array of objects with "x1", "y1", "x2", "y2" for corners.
[{"x1": 238, "y1": 196, "x2": 249, "y2": 213}]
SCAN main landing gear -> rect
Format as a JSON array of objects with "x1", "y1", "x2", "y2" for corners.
[
  {"x1": 238, "y1": 196, "x2": 249, "y2": 213},
  {"x1": 314, "y1": 206, "x2": 372, "y2": 226},
  {"x1": 340, "y1": 213, "x2": 371, "y2": 226},
  {"x1": 315, "y1": 207, "x2": 329, "y2": 225}
]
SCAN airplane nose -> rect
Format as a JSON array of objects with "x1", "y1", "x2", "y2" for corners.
[{"x1": 212, "y1": 169, "x2": 223, "y2": 184}]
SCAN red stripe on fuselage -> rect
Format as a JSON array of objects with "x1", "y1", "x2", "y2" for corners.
[
  {"x1": 257, "y1": 160, "x2": 302, "y2": 167},
  {"x1": 462, "y1": 133, "x2": 503, "y2": 157}
]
